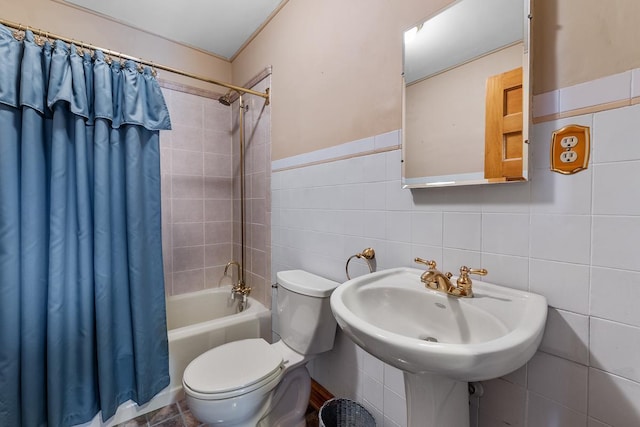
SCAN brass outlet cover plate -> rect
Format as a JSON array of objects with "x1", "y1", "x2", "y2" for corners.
[{"x1": 550, "y1": 124, "x2": 590, "y2": 174}]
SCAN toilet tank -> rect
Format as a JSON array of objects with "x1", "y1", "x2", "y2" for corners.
[{"x1": 276, "y1": 270, "x2": 340, "y2": 355}]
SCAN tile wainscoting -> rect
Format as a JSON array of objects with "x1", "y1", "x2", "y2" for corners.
[{"x1": 272, "y1": 100, "x2": 640, "y2": 426}]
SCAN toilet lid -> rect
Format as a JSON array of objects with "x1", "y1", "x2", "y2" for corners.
[{"x1": 183, "y1": 338, "x2": 283, "y2": 395}]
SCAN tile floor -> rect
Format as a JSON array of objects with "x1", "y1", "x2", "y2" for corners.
[
  {"x1": 116, "y1": 399, "x2": 202, "y2": 427},
  {"x1": 116, "y1": 399, "x2": 319, "y2": 427}
]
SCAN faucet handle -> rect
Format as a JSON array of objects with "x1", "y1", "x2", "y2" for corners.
[
  {"x1": 457, "y1": 266, "x2": 488, "y2": 287},
  {"x1": 415, "y1": 257, "x2": 437, "y2": 269}
]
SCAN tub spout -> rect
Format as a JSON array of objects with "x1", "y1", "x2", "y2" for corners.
[
  {"x1": 224, "y1": 260, "x2": 251, "y2": 310},
  {"x1": 239, "y1": 293, "x2": 248, "y2": 312},
  {"x1": 224, "y1": 261, "x2": 241, "y2": 282}
]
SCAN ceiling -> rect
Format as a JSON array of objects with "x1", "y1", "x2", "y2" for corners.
[{"x1": 62, "y1": 0, "x2": 286, "y2": 60}]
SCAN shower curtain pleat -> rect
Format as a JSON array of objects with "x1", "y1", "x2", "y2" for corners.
[{"x1": 0, "y1": 25, "x2": 172, "y2": 427}]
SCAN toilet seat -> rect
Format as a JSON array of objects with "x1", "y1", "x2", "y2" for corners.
[{"x1": 183, "y1": 338, "x2": 283, "y2": 400}]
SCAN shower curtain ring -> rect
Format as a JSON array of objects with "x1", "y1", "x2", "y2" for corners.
[
  {"x1": 35, "y1": 28, "x2": 45, "y2": 47},
  {"x1": 14, "y1": 24, "x2": 25, "y2": 41}
]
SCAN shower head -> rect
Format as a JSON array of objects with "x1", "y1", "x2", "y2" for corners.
[{"x1": 218, "y1": 92, "x2": 233, "y2": 106}]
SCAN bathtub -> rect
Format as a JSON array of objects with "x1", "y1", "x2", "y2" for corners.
[
  {"x1": 165, "y1": 286, "x2": 271, "y2": 399},
  {"x1": 79, "y1": 286, "x2": 271, "y2": 427}
]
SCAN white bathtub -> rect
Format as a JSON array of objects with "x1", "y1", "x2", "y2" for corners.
[
  {"x1": 79, "y1": 286, "x2": 271, "y2": 427},
  {"x1": 165, "y1": 286, "x2": 271, "y2": 398}
]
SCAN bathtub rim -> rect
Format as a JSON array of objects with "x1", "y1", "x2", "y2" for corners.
[{"x1": 167, "y1": 286, "x2": 270, "y2": 340}]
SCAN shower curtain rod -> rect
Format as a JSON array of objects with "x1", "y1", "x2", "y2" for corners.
[{"x1": 0, "y1": 17, "x2": 270, "y2": 104}]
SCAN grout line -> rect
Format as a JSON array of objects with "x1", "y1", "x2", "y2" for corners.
[{"x1": 175, "y1": 401, "x2": 188, "y2": 427}]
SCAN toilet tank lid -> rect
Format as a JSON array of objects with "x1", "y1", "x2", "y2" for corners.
[{"x1": 277, "y1": 270, "x2": 340, "y2": 298}]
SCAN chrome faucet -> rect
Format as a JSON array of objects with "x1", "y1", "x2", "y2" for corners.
[
  {"x1": 414, "y1": 258, "x2": 488, "y2": 298},
  {"x1": 224, "y1": 261, "x2": 252, "y2": 307}
]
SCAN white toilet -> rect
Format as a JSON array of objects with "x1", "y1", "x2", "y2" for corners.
[{"x1": 182, "y1": 270, "x2": 340, "y2": 427}]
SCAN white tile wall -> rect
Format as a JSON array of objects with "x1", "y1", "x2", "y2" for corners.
[
  {"x1": 477, "y1": 379, "x2": 526, "y2": 426},
  {"x1": 501, "y1": 365, "x2": 527, "y2": 387},
  {"x1": 527, "y1": 352, "x2": 588, "y2": 412},
  {"x1": 529, "y1": 259, "x2": 590, "y2": 313},
  {"x1": 532, "y1": 90, "x2": 559, "y2": 118},
  {"x1": 588, "y1": 417, "x2": 613, "y2": 427},
  {"x1": 383, "y1": 387, "x2": 407, "y2": 427},
  {"x1": 527, "y1": 393, "x2": 587, "y2": 427},
  {"x1": 592, "y1": 103, "x2": 640, "y2": 163},
  {"x1": 443, "y1": 212, "x2": 482, "y2": 250},
  {"x1": 539, "y1": 308, "x2": 590, "y2": 365},
  {"x1": 589, "y1": 368, "x2": 640, "y2": 427},
  {"x1": 590, "y1": 318, "x2": 640, "y2": 383},
  {"x1": 529, "y1": 214, "x2": 591, "y2": 264},
  {"x1": 533, "y1": 68, "x2": 640, "y2": 120},
  {"x1": 590, "y1": 267, "x2": 640, "y2": 327},
  {"x1": 592, "y1": 162, "x2": 640, "y2": 215},
  {"x1": 591, "y1": 216, "x2": 640, "y2": 271},
  {"x1": 559, "y1": 71, "x2": 631, "y2": 113},
  {"x1": 272, "y1": 91, "x2": 640, "y2": 425},
  {"x1": 481, "y1": 213, "x2": 529, "y2": 256},
  {"x1": 479, "y1": 253, "x2": 529, "y2": 291}
]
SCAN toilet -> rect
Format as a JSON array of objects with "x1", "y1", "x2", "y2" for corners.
[{"x1": 182, "y1": 270, "x2": 340, "y2": 427}]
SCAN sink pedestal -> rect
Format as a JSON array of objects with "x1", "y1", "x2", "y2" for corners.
[{"x1": 404, "y1": 372, "x2": 469, "y2": 427}]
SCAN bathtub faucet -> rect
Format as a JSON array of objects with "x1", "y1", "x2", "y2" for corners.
[
  {"x1": 224, "y1": 261, "x2": 251, "y2": 306},
  {"x1": 232, "y1": 283, "x2": 252, "y2": 306}
]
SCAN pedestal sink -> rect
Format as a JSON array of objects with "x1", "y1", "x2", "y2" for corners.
[{"x1": 330, "y1": 267, "x2": 547, "y2": 427}]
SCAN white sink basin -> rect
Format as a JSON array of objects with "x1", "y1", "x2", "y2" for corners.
[{"x1": 331, "y1": 267, "x2": 547, "y2": 382}]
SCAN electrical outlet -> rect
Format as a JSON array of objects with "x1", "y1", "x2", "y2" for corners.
[
  {"x1": 550, "y1": 125, "x2": 590, "y2": 174},
  {"x1": 560, "y1": 136, "x2": 578, "y2": 148},
  {"x1": 560, "y1": 151, "x2": 578, "y2": 163}
]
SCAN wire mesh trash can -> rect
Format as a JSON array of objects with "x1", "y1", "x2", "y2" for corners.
[{"x1": 319, "y1": 398, "x2": 376, "y2": 427}]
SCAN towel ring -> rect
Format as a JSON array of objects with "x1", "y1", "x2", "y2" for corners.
[{"x1": 345, "y1": 247, "x2": 376, "y2": 280}]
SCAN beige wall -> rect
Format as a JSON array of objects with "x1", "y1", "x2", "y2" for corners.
[
  {"x1": 233, "y1": 0, "x2": 640, "y2": 160},
  {"x1": 231, "y1": 0, "x2": 452, "y2": 160},
  {"x1": 6, "y1": 0, "x2": 640, "y2": 161},
  {"x1": 0, "y1": 0, "x2": 232, "y2": 93},
  {"x1": 533, "y1": 0, "x2": 640, "y2": 94}
]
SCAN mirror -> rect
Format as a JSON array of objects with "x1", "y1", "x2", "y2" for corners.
[{"x1": 402, "y1": 0, "x2": 530, "y2": 188}]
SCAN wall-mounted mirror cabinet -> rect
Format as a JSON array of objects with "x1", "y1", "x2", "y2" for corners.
[{"x1": 402, "y1": 0, "x2": 531, "y2": 188}]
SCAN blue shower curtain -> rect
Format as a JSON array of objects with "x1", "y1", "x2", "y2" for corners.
[{"x1": 0, "y1": 26, "x2": 171, "y2": 427}]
